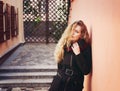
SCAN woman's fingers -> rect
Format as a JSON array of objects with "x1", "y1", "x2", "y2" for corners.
[
  {"x1": 72, "y1": 42, "x2": 79, "y2": 49},
  {"x1": 71, "y1": 42, "x2": 80, "y2": 55}
]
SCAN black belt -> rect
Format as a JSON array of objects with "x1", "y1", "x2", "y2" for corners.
[
  {"x1": 65, "y1": 68, "x2": 73, "y2": 76},
  {"x1": 58, "y1": 67, "x2": 79, "y2": 76}
]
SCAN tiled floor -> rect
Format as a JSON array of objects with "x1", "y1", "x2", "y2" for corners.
[{"x1": 1, "y1": 43, "x2": 57, "y2": 67}]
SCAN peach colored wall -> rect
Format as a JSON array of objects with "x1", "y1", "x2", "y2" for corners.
[
  {"x1": 0, "y1": 0, "x2": 24, "y2": 57},
  {"x1": 69, "y1": 0, "x2": 120, "y2": 91}
]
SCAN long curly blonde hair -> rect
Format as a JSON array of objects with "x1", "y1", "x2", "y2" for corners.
[{"x1": 54, "y1": 20, "x2": 90, "y2": 63}]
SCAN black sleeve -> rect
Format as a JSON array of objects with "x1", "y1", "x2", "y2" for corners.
[
  {"x1": 75, "y1": 45, "x2": 92, "y2": 75},
  {"x1": 57, "y1": 61, "x2": 63, "y2": 69}
]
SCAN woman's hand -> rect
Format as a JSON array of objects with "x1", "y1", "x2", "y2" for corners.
[{"x1": 71, "y1": 42, "x2": 81, "y2": 55}]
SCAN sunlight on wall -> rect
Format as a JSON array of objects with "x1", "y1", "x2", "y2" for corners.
[
  {"x1": 69, "y1": 0, "x2": 120, "y2": 91},
  {"x1": 0, "y1": 0, "x2": 24, "y2": 57}
]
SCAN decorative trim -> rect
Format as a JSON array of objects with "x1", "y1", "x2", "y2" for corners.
[{"x1": 0, "y1": 43, "x2": 24, "y2": 65}]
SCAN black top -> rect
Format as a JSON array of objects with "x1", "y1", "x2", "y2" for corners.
[{"x1": 58, "y1": 39, "x2": 92, "y2": 76}]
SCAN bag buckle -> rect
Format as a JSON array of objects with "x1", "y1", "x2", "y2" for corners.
[{"x1": 65, "y1": 68, "x2": 73, "y2": 76}]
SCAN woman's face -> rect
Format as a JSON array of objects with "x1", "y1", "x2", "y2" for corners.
[{"x1": 70, "y1": 25, "x2": 82, "y2": 43}]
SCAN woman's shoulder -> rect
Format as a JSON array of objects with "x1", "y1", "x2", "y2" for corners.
[{"x1": 77, "y1": 39, "x2": 90, "y2": 51}]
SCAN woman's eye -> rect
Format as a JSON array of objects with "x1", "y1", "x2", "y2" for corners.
[{"x1": 75, "y1": 30, "x2": 79, "y2": 33}]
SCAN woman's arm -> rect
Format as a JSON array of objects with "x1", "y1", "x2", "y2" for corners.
[{"x1": 75, "y1": 45, "x2": 92, "y2": 75}]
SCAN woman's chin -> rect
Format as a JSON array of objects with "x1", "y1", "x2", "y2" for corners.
[
  {"x1": 71, "y1": 40, "x2": 77, "y2": 43},
  {"x1": 70, "y1": 38, "x2": 79, "y2": 43}
]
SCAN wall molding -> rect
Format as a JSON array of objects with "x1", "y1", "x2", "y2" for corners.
[{"x1": 0, "y1": 42, "x2": 24, "y2": 65}]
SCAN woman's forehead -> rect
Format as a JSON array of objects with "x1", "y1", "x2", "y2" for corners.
[{"x1": 73, "y1": 25, "x2": 81, "y2": 31}]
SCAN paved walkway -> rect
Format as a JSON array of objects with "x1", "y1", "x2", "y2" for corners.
[
  {"x1": 0, "y1": 43, "x2": 57, "y2": 91},
  {"x1": 1, "y1": 43, "x2": 57, "y2": 67}
]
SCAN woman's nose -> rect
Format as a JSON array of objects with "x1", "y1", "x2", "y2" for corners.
[{"x1": 73, "y1": 32, "x2": 76, "y2": 36}]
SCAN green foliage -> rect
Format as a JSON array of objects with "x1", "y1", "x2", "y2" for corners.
[
  {"x1": 35, "y1": 17, "x2": 41, "y2": 24},
  {"x1": 52, "y1": 1, "x2": 68, "y2": 42},
  {"x1": 23, "y1": 0, "x2": 40, "y2": 20},
  {"x1": 52, "y1": 21, "x2": 67, "y2": 42}
]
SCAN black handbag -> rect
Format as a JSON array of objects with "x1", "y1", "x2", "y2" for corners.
[{"x1": 48, "y1": 74, "x2": 62, "y2": 91}]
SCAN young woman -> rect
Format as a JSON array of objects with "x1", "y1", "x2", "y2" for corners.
[{"x1": 49, "y1": 20, "x2": 92, "y2": 91}]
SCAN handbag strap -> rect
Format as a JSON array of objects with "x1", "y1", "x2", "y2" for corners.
[{"x1": 70, "y1": 54, "x2": 73, "y2": 68}]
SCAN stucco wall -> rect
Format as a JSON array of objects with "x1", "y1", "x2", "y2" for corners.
[
  {"x1": 0, "y1": 0, "x2": 24, "y2": 57},
  {"x1": 69, "y1": 0, "x2": 120, "y2": 91}
]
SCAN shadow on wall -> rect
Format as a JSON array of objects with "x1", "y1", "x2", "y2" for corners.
[{"x1": 83, "y1": 26, "x2": 93, "y2": 91}]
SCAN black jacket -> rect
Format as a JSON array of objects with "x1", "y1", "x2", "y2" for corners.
[
  {"x1": 58, "y1": 39, "x2": 92, "y2": 90},
  {"x1": 49, "y1": 39, "x2": 92, "y2": 91},
  {"x1": 59, "y1": 39, "x2": 92, "y2": 75}
]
